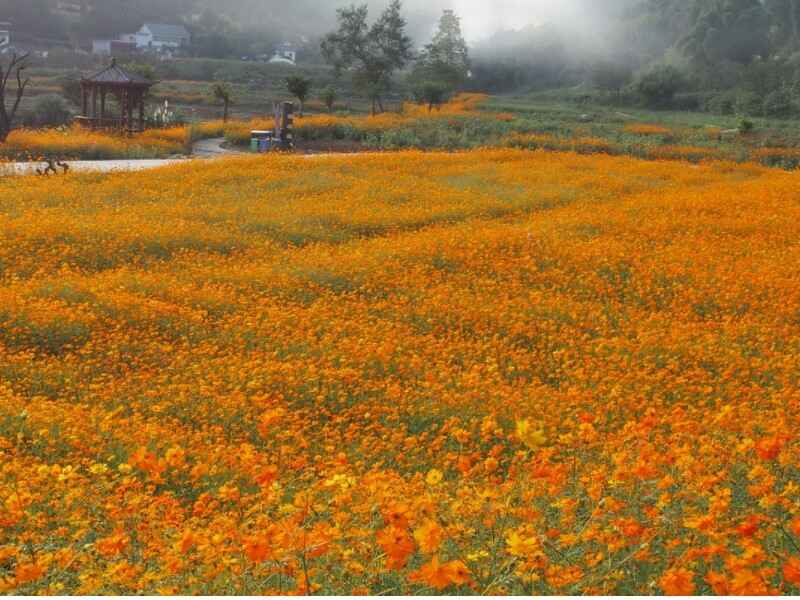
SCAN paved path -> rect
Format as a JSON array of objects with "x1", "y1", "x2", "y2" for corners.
[
  {"x1": 0, "y1": 139, "x2": 372, "y2": 177},
  {"x1": 0, "y1": 137, "x2": 242, "y2": 177},
  {"x1": 192, "y1": 137, "x2": 246, "y2": 158},
  {"x1": 0, "y1": 158, "x2": 185, "y2": 176}
]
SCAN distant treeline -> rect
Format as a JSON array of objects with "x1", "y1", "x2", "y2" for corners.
[{"x1": 467, "y1": 1, "x2": 800, "y2": 116}]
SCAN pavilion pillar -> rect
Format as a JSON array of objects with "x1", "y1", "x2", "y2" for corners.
[
  {"x1": 81, "y1": 84, "x2": 88, "y2": 117},
  {"x1": 127, "y1": 90, "x2": 134, "y2": 134},
  {"x1": 100, "y1": 89, "x2": 106, "y2": 126},
  {"x1": 138, "y1": 93, "x2": 145, "y2": 132},
  {"x1": 91, "y1": 87, "x2": 98, "y2": 123},
  {"x1": 119, "y1": 89, "x2": 126, "y2": 131}
]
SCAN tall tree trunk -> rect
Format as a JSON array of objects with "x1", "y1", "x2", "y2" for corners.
[
  {"x1": 0, "y1": 54, "x2": 31, "y2": 143},
  {"x1": 0, "y1": 98, "x2": 8, "y2": 142},
  {"x1": 223, "y1": 100, "x2": 229, "y2": 122}
]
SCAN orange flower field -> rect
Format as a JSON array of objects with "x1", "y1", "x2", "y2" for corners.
[
  {"x1": 0, "y1": 121, "x2": 227, "y2": 162},
  {"x1": 1, "y1": 149, "x2": 800, "y2": 594}
]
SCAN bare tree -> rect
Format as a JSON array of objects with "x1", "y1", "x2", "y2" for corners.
[
  {"x1": 0, "y1": 53, "x2": 31, "y2": 143},
  {"x1": 211, "y1": 82, "x2": 234, "y2": 122}
]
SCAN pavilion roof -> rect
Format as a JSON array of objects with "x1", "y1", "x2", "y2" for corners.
[{"x1": 82, "y1": 59, "x2": 154, "y2": 86}]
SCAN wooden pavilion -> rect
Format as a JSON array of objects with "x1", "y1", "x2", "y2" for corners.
[{"x1": 77, "y1": 59, "x2": 156, "y2": 134}]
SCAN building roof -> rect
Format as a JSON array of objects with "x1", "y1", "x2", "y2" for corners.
[
  {"x1": 82, "y1": 59, "x2": 154, "y2": 86},
  {"x1": 142, "y1": 24, "x2": 190, "y2": 39}
]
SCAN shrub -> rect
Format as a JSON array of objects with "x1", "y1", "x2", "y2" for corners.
[
  {"x1": 412, "y1": 81, "x2": 450, "y2": 112},
  {"x1": 636, "y1": 65, "x2": 687, "y2": 109},
  {"x1": 24, "y1": 95, "x2": 72, "y2": 128},
  {"x1": 739, "y1": 118, "x2": 755, "y2": 134}
]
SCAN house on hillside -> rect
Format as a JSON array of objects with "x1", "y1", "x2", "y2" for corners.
[
  {"x1": 0, "y1": 22, "x2": 11, "y2": 51},
  {"x1": 133, "y1": 24, "x2": 190, "y2": 51},
  {"x1": 269, "y1": 42, "x2": 298, "y2": 65}
]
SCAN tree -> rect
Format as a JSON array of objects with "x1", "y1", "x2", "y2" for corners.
[
  {"x1": 60, "y1": 75, "x2": 84, "y2": 108},
  {"x1": 413, "y1": 10, "x2": 470, "y2": 92},
  {"x1": 0, "y1": 54, "x2": 30, "y2": 143},
  {"x1": 765, "y1": 0, "x2": 800, "y2": 51},
  {"x1": 211, "y1": 82, "x2": 234, "y2": 122},
  {"x1": 679, "y1": 0, "x2": 771, "y2": 65},
  {"x1": 320, "y1": 85, "x2": 338, "y2": 113},
  {"x1": 286, "y1": 76, "x2": 311, "y2": 116},
  {"x1": 321, "y1": 1, "x2": 414, "y2": 114}
]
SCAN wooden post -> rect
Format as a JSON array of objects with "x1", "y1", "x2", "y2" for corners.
[
  {"x1": 138, "y1": 92, "x2": 145, "y2": 132},
  {"x1": 81, "y1": 84, "x2": 88, "y2": 117},
  {"x1": 100, "y1": 88, "x2": 106, "y2": 126},
  {"x1": 281, "y1": 101, "x2": 294, "y2": 150},
  {"x1": 92, "y1": 87, "x2": 98, "y2": 122}
]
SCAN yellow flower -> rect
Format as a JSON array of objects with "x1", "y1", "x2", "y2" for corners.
[
  {"x1": 89, "y1": 463, "x2": 109, "y2": 475},
  {"x1": 425, "y1": 469, "x2": 444, "y2": 486},
  {"x1": 516, "y1": 419, "x2": 548, "y2": 450},
  {"x1": 506, "y1": 528, "x2": 541, "y2": 558}
]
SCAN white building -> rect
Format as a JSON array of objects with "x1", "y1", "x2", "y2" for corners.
[
  {"x1": 133, "y1": 24, "x2": 190, "y2": 51},
  {"x1": 269, "y1": 42, "x2": 298, "y2": 65},
  {"x1": 92, "y1": 39, "x2": 111, "y2": 55},
  {"x1": 92, "y1": 38, "x2": 137, "y2": 55},
  {"x1": 0, "y1": 22, "x2": 11, "y2": 49}
]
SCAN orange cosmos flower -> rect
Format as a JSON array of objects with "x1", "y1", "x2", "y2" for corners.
[
  {"x1": 381, "y1": 503, "x2": 411, "y2": 528},
  {"x1": 784, "y1": 557, "x2": 800, "y2": 587},
  {"x1": 755, "y1": 437, "x2": 783, "y2": 461},
  {"x1": 659, "y1": 567, "x2": 696, "y2": 596},
  {"x1": 95, "y1": 530, "x2": 130, "y2": 559},
  {"x1": 14, "y1": 562, "x2": 46, "y2": 585},
  {"x1": 729, "y1": 568, "x2": 773, "y2": 595},
  {"x1": 705, "y1": 571, "x2": 729, "y2": 595},
  {"x1": 789, "y1": 517, "x2": 800, "y2": 538},
  {"x1": 376, "y1": 525, "x2": 415, "y2": 570},
  {"x1": 736, "y1": 515, "x2": 761, "y2": 538},
  {"x1": 409, "y1": 556, "x2": 471, "y2": 590},
  {"x1": 243, "y1": 535, "x2": 273, "y2": 563}
]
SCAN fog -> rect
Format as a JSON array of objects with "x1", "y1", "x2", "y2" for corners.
[{"x1": 203, "y1": 0, "x2": 630, "y2": 45}]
